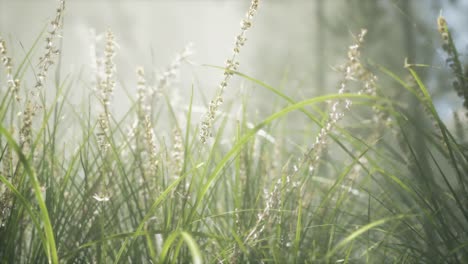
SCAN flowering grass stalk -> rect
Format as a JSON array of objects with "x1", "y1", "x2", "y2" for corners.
[{"x1": 200, "y1": 0, "x2": 260, "y2": 144}]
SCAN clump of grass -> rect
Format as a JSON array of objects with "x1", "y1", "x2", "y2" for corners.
[{"x1": 1, "y1": 1, "x2": 468, "y2": 263}]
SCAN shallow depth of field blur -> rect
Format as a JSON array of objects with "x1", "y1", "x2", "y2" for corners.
[{"x1": 1, "y1": 0, "x2": 468, "y2": 263}]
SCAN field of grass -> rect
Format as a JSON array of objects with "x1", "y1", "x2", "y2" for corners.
[{"x1": 1, "y1": 0, "x2": 468, "y2": 263}]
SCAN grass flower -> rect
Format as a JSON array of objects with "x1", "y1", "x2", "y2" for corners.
[
  {"x1": 19, "y1": 102, "x2": 35, "y2": 152},
  {"x1": 200, "y1": 0, "x2": 260, "y2": 144},
  {"x1": 306, "y1": 29, "x2": 369, "y2": 173},
  {"x1": 0, "y1": 38, "x2": 13, "y2": 77},
  {"x1": 33, "y1": 0, "x2": 65, "y2": 94},
  {"x1": 96, "y1": 112, "x2": 110, "y2": 153},
  {"x1": 96, "y1": 29, "x2": 116, "y2": 153},
  {"x1": 136, "y1": 67, "x2": 148, "y2": 121},
  {"x1": 171, "y1": 127, "x2": 184, "y2": 178},
  {"x1": 144, "y1": 115, "x2": 159, "y2": 174},
  {"x1": 0, "y1": 38, "x2": 20, "y2": 102},
  {"x1": 130, "y1": 67, "x2": 159, "y2": 177},
  {"x1": 98, "y1": 29, "x2": 116, "y2": 116},
  {"x1": 17, "y1": 0, "x2": 65, "y2": 154},
  {"x1": 437, "y1": 14, "x2": 468, "y2": 113}
]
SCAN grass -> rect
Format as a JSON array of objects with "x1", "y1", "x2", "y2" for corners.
[{"x1": 1, "y1": 0, "x2": 468, "y2": 263}]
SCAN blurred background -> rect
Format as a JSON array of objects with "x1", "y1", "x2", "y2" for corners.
[{"x1": 1, "y1": 0, "x2": 468, "y2": 134}]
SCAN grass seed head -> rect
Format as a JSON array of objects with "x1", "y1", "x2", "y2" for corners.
[
  {"x1": 200, "y1": 0, "x2": 260, "y2": 144},
  {"x1": 34, "y1": 0, "x2": 65, "y2": 93}
]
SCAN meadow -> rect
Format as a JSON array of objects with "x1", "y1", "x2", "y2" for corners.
[{"x1": 1, "y1": 0, "x2": 468, "y2": 263}]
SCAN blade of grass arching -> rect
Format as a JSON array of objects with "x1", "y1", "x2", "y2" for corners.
[
  {"x1": 159, "y1": 231, "x2": 180, "y2": 263},
  {"x1": 230, "y1": 66, "x2": 404, "y2": 180},
  {"x1": 203, "y1": 65, "x2": 295, "y2": 103},
  {"x1": 407, "y1": 68, "x2": 433, "y2": 107},
  {"x1": 375, "y1": 64, "x2": 420, "y2": 99},
  {"x1": 204, "y1": 65, "x2": 325, "y2": 121},
  {"x1": 217, "y1": 68, "x2": 322, "y2": 134},
  {"x1": 173, "y1": 235, "x2": 186, "y2": 263},
  {"x1": 191, "y1": 93, "x2": 376, "y2": 219},
  {"x1": 144, "y1": 232, "x2": 158, "y2": 264},
  {"x1": 325, "y1": 214, "x2": 416, "y2": 260},
  {"x1": 180, "y1": 231, "x2": 203, "y2": 264},
  {"x1": 207, "y1": 66, "x2": 388, "y2": 181},
  {"x1": 0, "y1": 126, "x2": 58, "y2": 264},
  {"x1": 113, "y1": 162, "x2": 205, "y2": 263}
]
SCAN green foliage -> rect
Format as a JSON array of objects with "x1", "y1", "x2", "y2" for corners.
[{"x1": 1, "y1": 1, "x2": 468, "y2": 263}]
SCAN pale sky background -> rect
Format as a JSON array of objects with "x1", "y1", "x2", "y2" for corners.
[{"x1": 0, "y1": 1, "x2": 247, "y2": 111}]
